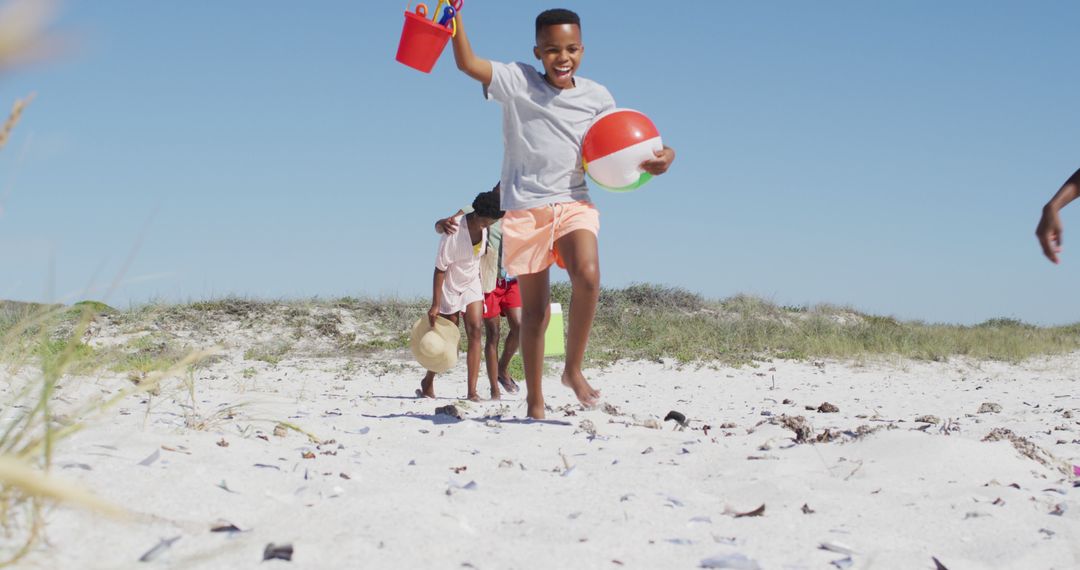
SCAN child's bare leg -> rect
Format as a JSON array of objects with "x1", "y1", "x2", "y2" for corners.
[
  {"x1": 484, "y1": 316, "x2": 501, "y2": 397},
  {"x1": 516, "y1": 270, "x2": 551, "y2": 418},
  {"x1": 463, "y1": 302, "x2": 486, "y2": 401},
  {"x1": 554, "y1": 230, "x2": 601, "y2": 406},
  {"x1": 499, "y1": 306, "x2": 522, "y2": 383},
  {"x1": 418, "y1": 370, "x2": 436, "y2": 398}
]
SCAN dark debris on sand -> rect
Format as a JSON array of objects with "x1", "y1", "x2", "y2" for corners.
[
  {"x1": 263, "y1": 543, "x2": 294, "y2": 561},
  {"x1": 434, "y1": 405, "x2": 462, "y2": 420},
  {"x1": 767, "y1": 415, "x2": 893, "y2": 445},
  {"x1": 664, "y1": 410, "x2": 688, "y2": 427},
  {"x1": 817, "y1": 402, "x2": 840, "y2": 413}
]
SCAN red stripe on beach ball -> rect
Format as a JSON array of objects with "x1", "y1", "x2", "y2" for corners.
[{"x1": 582, "y1": 109, "x2": 661, "y2": 163}]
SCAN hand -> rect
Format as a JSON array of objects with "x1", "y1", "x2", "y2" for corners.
[
  {"x1": 640, "y1": 146, "x2": 675, "y2": 176},
  {"x1": 1036, "y1": 206, "x2": 1064, "y2": 264},
  {"x1": 427, "y1": 305, "x2": 440, "y2": 327},
  {"x1": 435, "y1": 215, "x2": 460, "y2": 234}
]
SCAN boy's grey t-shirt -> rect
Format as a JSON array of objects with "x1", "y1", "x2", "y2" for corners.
[{"x1": 485, "y1": 61, "x2": 616, "y2": 211}]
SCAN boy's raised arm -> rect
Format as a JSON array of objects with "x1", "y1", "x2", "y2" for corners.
[{"x1": 451, "y1": 13, "x2": 492, "y2": 85}]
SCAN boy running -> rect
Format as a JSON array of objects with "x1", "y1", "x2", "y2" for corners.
[{"x1": 450, "y1": 8, "x2": 676, "y2": 418}]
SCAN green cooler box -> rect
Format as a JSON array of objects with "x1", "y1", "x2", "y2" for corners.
[{"x1": 544, "y1": 302, "x2": 565, "y2": 357}]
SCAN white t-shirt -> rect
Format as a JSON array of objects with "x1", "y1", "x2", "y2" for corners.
[
  {"x1": 485, "y1": 61, "x2": 616, "y2": 211},
  {"x1": 435, "y1": 214, "x2": 487, "y2": 314}
]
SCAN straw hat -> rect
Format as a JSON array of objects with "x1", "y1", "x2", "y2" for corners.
[{"x1": 409, "y1": 315, "x2": 460, "y2": 373}]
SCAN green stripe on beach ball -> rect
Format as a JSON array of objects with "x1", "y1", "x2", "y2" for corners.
[{"x1": 598, "y1": 172, "x2": 653, "y2": 193}]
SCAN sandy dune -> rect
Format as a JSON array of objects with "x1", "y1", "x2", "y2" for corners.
[{"x1": 17, "y1": 344, "x2": 1080, "y2": 569}]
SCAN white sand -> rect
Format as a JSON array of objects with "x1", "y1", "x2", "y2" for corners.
[{"x1": 15, "y1": 340, "x2": 1080, "y2": 568}]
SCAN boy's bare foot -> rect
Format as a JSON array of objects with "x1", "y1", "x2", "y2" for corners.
[
  {"x1": 467, "y1": 392, "x2": 481, "y2": 402},
  {"x1": 497, "y1": 374, "x2": 519, "y2": 394},
  {"x1": 561, "y1": 370, "x2": 600, "y2": 407},
  {"x1": 417, "y1": 378, "x2": 435, "y2": 399},
  {"x1": 489, "y1": 390, "x2": 501, "y2": 401}
]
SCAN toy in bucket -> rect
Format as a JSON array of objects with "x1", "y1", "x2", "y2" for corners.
[{"x1": 395, "y1": 2, "x2": 460, "y2": 73}]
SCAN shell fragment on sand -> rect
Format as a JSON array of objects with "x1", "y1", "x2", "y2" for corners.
[
  {"x1": 700, "y1": 553, "x2": 762, "y2": 569},
  {"x1": 263, "y1": 543, "x2": 293, "y2": 561},
  {"x1": 137, "y1": 449, "x2": 160, "y2": 466},
  {"x1": 138, "y1": 536, "x2": 180, "y2": 562},
  {"x1": 724, "y1": 504, "x2": 765, "y2": 518},
  {"x1": 819, "y1": 541, "x2": 857, "y2": 555},
  {"x1": 210, "y1": 520, "x2": 247, "y2": 533},
  {"x1": 830, "y1": 556, "x2": 854, "y2": 569}
]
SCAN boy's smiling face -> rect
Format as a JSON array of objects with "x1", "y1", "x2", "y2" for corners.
[{"x1": 534, "y1": 23, "x2": 583, "y2": 90}]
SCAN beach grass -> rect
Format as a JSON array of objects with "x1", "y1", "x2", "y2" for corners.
[
  {"x1": 243, "y1": 342, "x2": 292, "y2": 365},
  {"x1": 569, "y1": 283, "x2": 1080, "y2": 366},
  {"x1": 0, "y1": 300, "x2": 216, "y2": 564},
  {"x1": 12, "y1": 284, "x2": 1073, "y2": 372},
  {"x1": 8, "y1": 286, "x2": 1079, "y2": 376},
  {"x1": 0, "y1": 302, "x2": 110, "y2": 565}
]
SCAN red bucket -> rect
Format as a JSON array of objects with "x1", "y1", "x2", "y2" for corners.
[{"x1": 396, "y1": 8, "x2": 453, "y2": 73}]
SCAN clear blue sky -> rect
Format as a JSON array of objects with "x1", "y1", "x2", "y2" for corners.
[{"x1": 1, "y1": 1, "x2": 1078, "y2": 324}]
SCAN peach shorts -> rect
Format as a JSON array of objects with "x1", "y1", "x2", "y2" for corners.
[{"x1": 502, "y1": 201, "x2": 600, "y2": 276}]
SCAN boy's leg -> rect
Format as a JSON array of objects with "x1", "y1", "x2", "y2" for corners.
[
  {"x1": 499, "y1": 306, "x2": 522, "y2": 386},
  {"x1": 554, "y1": 229, "x2": 601, "y2": 406},
  {"x1": 483, "y1": 315, "x2": 501, "y2": 398},
  {"x1": 463, "y1": 302, "x2": 486, "y2": 401},
  {"x1": 516, "y1": 270, "x2": 551, "y2": 419}
]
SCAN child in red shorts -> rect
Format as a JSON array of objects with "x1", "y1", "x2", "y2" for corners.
[{"x1": 481, "y1": 265, "x2": 522, "y2": 395}]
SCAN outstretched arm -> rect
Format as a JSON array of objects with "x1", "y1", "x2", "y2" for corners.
[
  {"x1": 451, "y1": 13, "x2": 492, "y2": 85},
  {"x1": 1036, "y1": 168, "x2": 1080, "y2": 264},
  {"x1": 436, "y1": 209, "x2": 466, "y2": 234}
]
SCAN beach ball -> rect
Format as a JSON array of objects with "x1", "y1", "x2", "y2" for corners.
[{"x1": 581, "y1": 108, "x2": 663, "y2": 192}]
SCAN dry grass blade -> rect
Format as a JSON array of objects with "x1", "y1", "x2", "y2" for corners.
[
  {"x1": 0, "y1": 94, "x2": 34, "y2": 152},
  {"x1": 271, "y1": 420, "x2": 322, "y2": 444},
  {"x1": 19, "y1": 348, "x2": 224, "y2": 458},
  {"x1": 0, "y1": 456, "x2": 123, "y2": 517}
]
